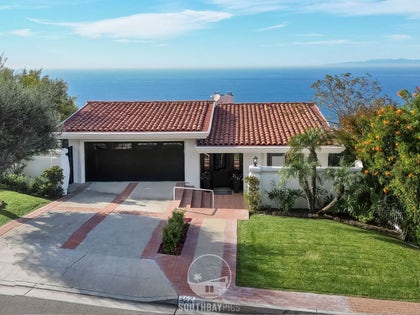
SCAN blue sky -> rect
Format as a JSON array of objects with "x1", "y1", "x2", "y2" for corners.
[{"x1": 1, "y1": 0, "x2": 419, "y2": 69}]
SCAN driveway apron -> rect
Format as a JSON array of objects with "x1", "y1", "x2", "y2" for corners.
[{"x1": 0, "y1": 182, "x2": 177, "y2": 302}]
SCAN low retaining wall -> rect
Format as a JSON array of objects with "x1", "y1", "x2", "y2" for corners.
[
  {"x1": 248, "y1": 162, "x2": 363, "y2": 209},
  {"x1": 23, "y1": 149, "x2": 70, "y2": 194}
]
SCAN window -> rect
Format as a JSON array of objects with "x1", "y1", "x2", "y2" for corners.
[
  {"x1": 202, "y1": 154, "x2": 211, "y2": 171},
  {"x1": 112, "y1": 143, "x2": 132, "y2": 150},
  {"x1": 233, "y1": 153, "x2": 241, "y2": 170},
  {"x1": 267, "y1": 153, "x2": 285, "y2": 166},
  {"x1": 213, "y1": 154, "x2": 226, "y2": 170},
  {"x1": 162, "y1": 142, "x2": 183, "y2": 147},
  {"x1": 136, "y1": 142, "x2": 158, "y2": 150},
  {"x1": 328, "y1": 153, "x2": 343, "y2": 166},
  {"x1": 93, "y1": 143, "x2": 107, "y2": 150}
]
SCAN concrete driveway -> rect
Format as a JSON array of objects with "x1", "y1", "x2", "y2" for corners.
[
  {"x1": 0, "y1": 182, "x2": 178, "y2": 302},
  {"x1": 0, "y1": 181, "x2": 255, "y2": 312},
  {"x1": 62, "y1": 182, "x2": 175, "y2": 213}
]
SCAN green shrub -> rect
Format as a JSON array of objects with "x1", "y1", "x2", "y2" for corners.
[
  {"x1": 29, "y1": 166, "x2": 64, "y2": 199},
  {"x1": 267, "y1": 185, "x2": 303, "y2": 213},
  {"x1": 162, "y1": 210, "x2": 187, "y2": 255},
  {"x1": 0, "y1": 165, "x2": 64, "y2": 200},
  {"x1": 406, "y1": 222, "x2": 420, "y2": 247},
  {"x1": 0, "y1": 173, "x2": 29, "y2": 193},
  {"x1": 244, "y1": 176, "x2": 260, "y2": 213}
]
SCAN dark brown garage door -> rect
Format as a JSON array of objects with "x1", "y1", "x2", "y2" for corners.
[{"x1": 85, "y1": 142, "x2": 185, "y2": 181}]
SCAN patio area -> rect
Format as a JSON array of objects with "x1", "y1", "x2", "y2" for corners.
[{"x1": 214, "y1": 192, "x2": 245, "y2": 209}]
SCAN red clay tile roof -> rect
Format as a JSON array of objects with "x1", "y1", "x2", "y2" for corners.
[
  {"x1": 63, "y1": 101, "x2": 214, "y2": 132},
  {"x1": 198, "y1": 103, "x2": 330, "y2": 146}
]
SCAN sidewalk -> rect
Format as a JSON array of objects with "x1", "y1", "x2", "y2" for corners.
[
  {"x1": 143, "y1": 206, "x2": 420, "y2": 315},
  {"x1": 0, "y1": 184, "x2": 418, "y2": 315}
]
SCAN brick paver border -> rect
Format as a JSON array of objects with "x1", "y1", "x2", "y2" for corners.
[
  {"x1": 142, "y1": 217, "x2": 203, "y2": 297},
  {"x1": 0, "y1": 183, "x2": 90, "y2": 237},
  {"x1": 61, "y1": 182, "x2": 137, "y2": 250}
]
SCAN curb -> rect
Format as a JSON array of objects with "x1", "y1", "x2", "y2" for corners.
[
  {"x1": 0, "y1": 281, "x2": 348, "y2": 315},
  {"x1": 173, "y1": 295, "x2": 357, "y2": 314},
  {"x1": 0, "y1": 282, "x2": 178, "y2": 310}
]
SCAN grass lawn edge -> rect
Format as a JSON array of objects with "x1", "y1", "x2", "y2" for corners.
[
  {"x1": 236, "y1": 215, "x2": 420, "y2": 302},
  {"x1": 0, "y1": 190, "x2": 51, "y2": 227}
]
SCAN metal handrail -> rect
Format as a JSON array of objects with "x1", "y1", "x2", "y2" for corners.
[{"x1": 173, "y1": 186, "x2": 215, "y2": 209}]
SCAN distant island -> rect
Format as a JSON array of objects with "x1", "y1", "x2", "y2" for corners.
[{"x1": 331, "y1": 58, "x2": 420, "y2": 67}]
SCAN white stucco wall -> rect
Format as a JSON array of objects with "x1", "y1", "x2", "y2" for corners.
[
  {"x1": 23, "y1": 150, "x2": 62, "y2": 178},
  {"x1": 248, "y1": 162, "x2": 363, "y2": 209},
  {"x1": 69, "y1": 139, "x2": 83, "y2": 183},
  {"x1": 318, "y1": 153, "x2": 329, "y2": 167},
  {"x1": 23, "y1": 149, "x2": 70, "y2": 194},
  {"x1": 243, "y1": 151, "x2": 330, "y2": 191},
  {"x1": 184, "y1": 139, "x2": 200, "y2": 187}
]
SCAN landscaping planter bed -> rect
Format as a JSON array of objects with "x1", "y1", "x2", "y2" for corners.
[{"x1": 158, "y1": 217, "x2": 191, "y2": 256}]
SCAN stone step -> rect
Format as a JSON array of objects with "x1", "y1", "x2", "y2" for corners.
[
  {"x1": 201, "y1": 191, "x2": 213, "y2": 208},
  {"x1": 191, "y1": 190, "x2": 203, "y2": 208},
  {"x1": 179, "y1": 189, "x2": 193, "y2": 208}
]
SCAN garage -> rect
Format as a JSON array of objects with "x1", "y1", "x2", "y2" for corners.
[{"x1": 85, "y1": 142, "x2": 185, "y2": 181}]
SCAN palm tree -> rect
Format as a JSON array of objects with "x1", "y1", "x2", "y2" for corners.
[{"x1": 281, "y1": 128, "x2": 330, "y2": 212}]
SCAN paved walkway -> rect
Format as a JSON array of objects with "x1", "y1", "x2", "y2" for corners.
[{"x1": 0, "y1": 183, "x2": 419, "y2": 314}]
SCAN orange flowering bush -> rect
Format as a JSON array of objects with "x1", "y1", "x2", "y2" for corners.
[{"x1": 355, "y1": 87, "x2": 420, "y2": 244}]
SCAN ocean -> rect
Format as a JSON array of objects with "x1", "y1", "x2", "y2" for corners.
[{"x1": 45, "y1": 67, "x2": 420, "y2": 110}]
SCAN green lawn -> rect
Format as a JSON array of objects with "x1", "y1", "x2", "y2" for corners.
[
  {"x1": 237, "y1": 215, "x2": 420, "y2": 302},
  {"x1": 0, "y1": 190, "x2": 50, "y2": 227}
]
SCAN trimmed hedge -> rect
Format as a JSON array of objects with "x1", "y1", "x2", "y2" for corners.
[{"x1": 161, "y1": 210, "x2": 188, "y2": 255}]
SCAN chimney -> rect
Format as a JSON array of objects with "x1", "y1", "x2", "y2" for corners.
[
  {"x1": 211, "y1": 91, "x2": 234, "y2": 104},
  {"x1": 220, "y1": 91, "x2": 234, "y2": 104}
]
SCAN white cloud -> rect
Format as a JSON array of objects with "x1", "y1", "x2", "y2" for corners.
[
  {"x1": 31, "y1": 10, "x2": 232, "y2": 39},
  {"x1": 0, "y1": 5, "x2": 14, "y2": 10},
  {"x1": 112, "y1": 38, "x2": 143, "y2": 44},
  {"x1": 296, "y1": 33, "x2": 325, "y2": 37},
  {"x1": 209, "y1": 0, "x2": 288, "y2": 14},
  {"x1": 303, "y1": 0, "x2": 420, "y2": 18},
  {"x1": 10, "y1": 28, "x2": 34, "y2": 37},
  {"x1": 256, "y1": 23, "x2": 288, "y2": 31},
  {"x1": 210, "y1": 0, "x2": 420, "y2": 18},
  {"x1": 386, "y1": 34, "x2": 412, "y2": 41},
  {"x1": 293, "y1": 39, "x2": 350, "y2": 45}
]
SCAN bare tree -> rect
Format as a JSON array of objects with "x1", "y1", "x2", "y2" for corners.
[{"x1": 311, "y1": 73, "x2": 392, "y2": 126}]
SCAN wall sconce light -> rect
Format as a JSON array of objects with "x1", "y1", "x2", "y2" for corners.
[{"x1": 253, "y1": 156, "x2": 258, "y2": 166}]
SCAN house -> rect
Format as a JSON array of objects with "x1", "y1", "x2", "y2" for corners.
[{"x1": 59, "y1": 94, "x2": 345, "y2": 191}]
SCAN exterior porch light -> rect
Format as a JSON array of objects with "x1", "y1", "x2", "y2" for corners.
[{"x1": 253, "y1": 156, "x2": 258, "y2": 166}]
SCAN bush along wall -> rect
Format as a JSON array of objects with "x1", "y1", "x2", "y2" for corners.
[
  {"x1": 244, "y1": 176, "x2": 260, "y2": 213},
  {"x1": 0, "y1": 165, "x2": 64, "y2": 199}
]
